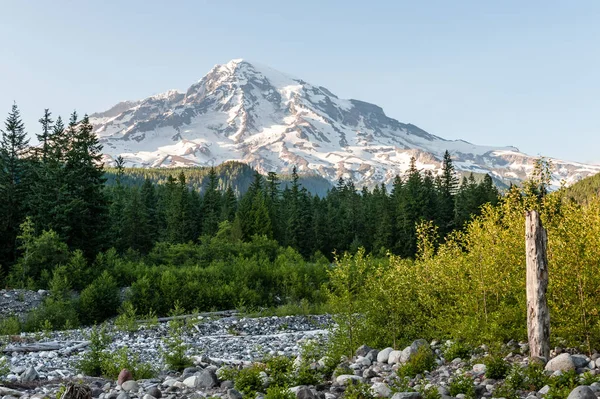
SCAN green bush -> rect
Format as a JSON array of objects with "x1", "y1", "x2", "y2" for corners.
[
  {"x1": 492, "y1": 382, "x2": 520, "y2": 399},
  {"x1": 100, "y1": 346, "x2": 155, "y2": 380},
  {"x1": 0, "y1": 316, "x2": 22, "y2": 335},
  {"x1": 79, "y1": 271, "x2": 121, "y2": 325},
  {"x1": 344, "y1": 382, "x2": 375, "y2": 399},
  {"x1": 24, "y1": 298, "x2": 79, "y2": 332},
  {"x1": 390, "y1": 377, "x2": 415, "y2": 394},
  {"x1": 580, "y1": 371, "x2": 600, "y2": 386},
  {"x1": 448, "y1": 374, "x2": 475, "y2": 399},
  {"x1": 397, "y1": 345, "x2": 436, "y2": 378},
  {"x1": 235, "y1": 364, "x2": 266, "y2": 397},
  {"x1": 504, "y1": 363, "x2": 548, "y2": 392},
  {"x1": 0, "y1": 355, "x2": 9, "y2": 379},
  {"x1": 115, "y1": 301, "x2": 139, "y2": 333},
  {"x1": 78, "y1": 325, "x2": 112, "y2": 377},
  {"x1": 545, "y1": 370, "x2": 579, "y2": 399},
  {"x1": 265, "y1": 356, "x2": 293, "y2": 387},
  {"x1": 484, "y1": 354, "x2": 509, "y2": 380},
  {"x1": 265, "y1": 385, "x2": 295, "y2": 399},
  {"x1": 294, "y1": 339, "x2": 329, "y2": 385},
  {"x1": 443, "y1": 341, "x2": 472, "y2": 361},
  {"x1": 418, "y1": 384, "x2": 441, "y2": 399}
]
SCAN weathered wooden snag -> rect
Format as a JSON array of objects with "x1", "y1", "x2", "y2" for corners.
[{"x1": 525, "y1": 210, "x2": 550, "y2": 361}]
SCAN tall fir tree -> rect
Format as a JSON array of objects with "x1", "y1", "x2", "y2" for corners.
[
  {"x1": 62, "y1": 114, "x2": 109, "y2": 257},
  {"x1": 0, "y1": 104, "x2": 30, "y2": 267}
]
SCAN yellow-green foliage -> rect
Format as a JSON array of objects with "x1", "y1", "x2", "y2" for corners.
[{"x1": 327, "y1": 186, "x2": 600, "y2": 349}]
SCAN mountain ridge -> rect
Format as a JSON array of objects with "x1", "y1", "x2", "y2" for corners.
[{"x1": 90, "y1": 59, "x2": 600, "y2": 188}]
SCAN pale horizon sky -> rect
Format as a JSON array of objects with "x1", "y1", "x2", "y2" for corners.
[{"x1": 1, "y1": 1, "x2": 599, "y2": 163}]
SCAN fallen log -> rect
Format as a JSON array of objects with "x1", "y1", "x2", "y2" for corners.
[
  {"x1": 2, "y1": 340, "x2": 89, "y2": 354},
  {"x1": 136, "y1": 309, "x2": 238, "y2": 324}
]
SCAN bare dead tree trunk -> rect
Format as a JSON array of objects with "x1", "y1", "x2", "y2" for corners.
[{"x1": 525, "y1": 210, "x2": 550, "y2": 361}]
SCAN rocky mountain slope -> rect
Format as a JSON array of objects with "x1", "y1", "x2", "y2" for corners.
[{"x1": 91, "y1": 59, "x2": 600, "y2": 188}]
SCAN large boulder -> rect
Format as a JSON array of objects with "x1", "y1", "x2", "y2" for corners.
[
  {"x1": 121, "y1": 381, "x2": 139, "y2": 393},
  {"x1": 567, "y1": 386, "x2": 596, "y2": 399},
  {"x1": 296, "y1": 387, "x2": 317, "y2": 399},
  {"x1": 21, "y1": 367, "x2": 39, "y2": 382},
  {"x1": 572, "y1": 355, "x2": 590, "y2": 369},
  {"x1": 388, "y1": 350, "x2": 403, "y2": 364},
  {"x1": 400, "y1": 347, "x2": 415, "y2": 364},
  {"x1": 356, "y1": 345, "x2": 373, "y2": 358},
  {"x1": 197, "y1": 369, "x2": 219, "y2": 388},
  {"x1": 377, "y1": 348, "x2": 394, "y2": 363},
  {"x1": 546, "y1": 353, "x2": 576, "y2": 372},
  {"x1": 118, "y1": 369, "x2": 133, "y2": 386},
  {"x1": 371, "y1": 382, "x2": 392, "y2": 398}
]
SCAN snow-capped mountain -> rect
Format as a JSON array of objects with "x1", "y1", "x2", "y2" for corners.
[{"x1": 91, "y1": 59, "x2": 600, "y2": 188}]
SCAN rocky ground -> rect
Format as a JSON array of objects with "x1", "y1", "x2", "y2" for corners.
[
  {"x1": 2, "y1": 311, "x2": 600, "y2": 399},
  {"x1": 0, "y1": 290, "x2": 48, "y2": 320}
]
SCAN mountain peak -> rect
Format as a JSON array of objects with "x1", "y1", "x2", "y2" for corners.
[{"x1": 90, "y1": 60, "x2": 600, "y2": 188}]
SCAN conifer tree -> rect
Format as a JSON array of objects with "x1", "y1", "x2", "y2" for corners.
[
  {"x1": 62, "y1": 114, "x2": 109, "y2": 256},
  {"x1": 0, "y1": 104, "x2": 30, "y2": 266},
  {"x1": 438, "y1": 150, "x2": 458, "y2": 234},
  {"x1": 201, "y1": 167, "x2": 221, "y2": 237},
  {"x1": 36, "y1": 109, "x2": 53, "y2": 162}
]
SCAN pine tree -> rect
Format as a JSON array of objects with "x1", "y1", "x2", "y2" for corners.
[
  {"x1": 438, "y1": 150, "x2": 458, "y2": 235},
  {"x1": 62, "y1": 114, "x2": 109, "y2": 256},
  {"x1": 201, "y1": 167, "x2": 221, "y2": 237},
  {"x1": 36, "y1": 109, "x2": 54, "y2": 162},
  {"x1": 0, "y1": 104, "x2": 30, "y2": 266}
]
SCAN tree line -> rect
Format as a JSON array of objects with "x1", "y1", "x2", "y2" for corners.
[{"x1": 0, "y1": 104, "x2": 499, "y2": 285}]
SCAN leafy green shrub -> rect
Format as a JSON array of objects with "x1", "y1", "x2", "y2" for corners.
[
  {"x1": 265, "y1": 355, "x2": 293, "y2": 387},
  {"x1": 443, "y1": 341, "x2": 471, "y2": 361},
  {"x1": 100, "y1": 346, "x2": 155, "y2": 380},
  {"x1": 235, "y1": 364, "x2": 266, "y2": 397},
  {"x1": 115, "y1": 301, "x2": 138, "y2": 333},
  {"x1": 448, "y1": 374, "x2": 474, "y2": 399},
  {"x1": 217, "y1": 366, "x2": 239, "y2": 382},
  {"x1": 0, "y1": 316, "x2": 22, "y2": 335},
  {"x1": 265, "y1": 385, "x2": 295, "y2": 399},
  {"x1": 492, "y1": 382, "x2": 520, "y2": 399},
  {"x1": 294, "y1": 339, "x2": 329, "y2": 385},
  {"x1": 484, "y1": 354, "x2": 509, "y2": 379},
  {"x1": 344, "y1": 382, "x2": 375, "y2": 399},
  {"x1": 390, "y1": 377, "x2": 415, "y2": 394},
  {"x1": 0, "y1": 355, "x2": 9, "y2": 379},
  {"x1": 78, "y1": 325, "x2": 112, "y2": 376},
  {"x1": 397, "y1": 345, "x2": 436, "y2": 378},
  {"x1": 161, "y1": 305, "x2": 193, "y2": 372},
  {"x1": 418, "y1": 384, "x2": 441, "y2": 399},
  {"x1": 24, "y1": 298, "x2": 79, "y2": 332},
  {"x1": 580, "y1": 371, "x2": 600, "y2": 386},
  {"x1": 504, "y1": 363, "x2": 548, "y2": 392},
  {"x1": 79, "y1": 271, "x2": 121, "y2": 325},
  {"x1": 545, "y1": 370, "x2": 579, "y2": 399}
]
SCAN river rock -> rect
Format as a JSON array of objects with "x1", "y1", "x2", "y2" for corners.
[
  {"x1": 546, "y1": 353, "x2": 576, "y2": 372},
  {"x1": 377, "y1": 348, "x2": 394, "y2": 363},
  {"x1": 371, "y1": 382, "x2": 392, "y2": 398},
  {"x1": 118, "y1": 369, "x2": 133, "y2": 386},
  {"x1": 567, "y1": 386, "x2": 596, "y2": 399},
  {"x1": 388, "y1": 350, "x2": 402, "y2": 365},
  {"x1": 121, "y1": 381, "x2": 139, "y2": 393}
]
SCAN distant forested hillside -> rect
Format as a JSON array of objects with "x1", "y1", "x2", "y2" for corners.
[
  {"x1": 560, "y1": 172, "x2": 600, "y2": 204},
  {"x1": 104, "y1": 161, "x2": 334, "y2": 197}
]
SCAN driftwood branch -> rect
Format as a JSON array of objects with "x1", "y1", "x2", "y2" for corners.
[
  {"x1": 136, "y1": 310, "x2": 237, "y2": 324},
  {"x1": 2, "y1": 340, "x2": 90, "y2": 354}
]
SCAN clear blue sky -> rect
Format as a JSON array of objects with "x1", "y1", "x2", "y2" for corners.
[{"x1": 1, "y1": 0, "x2": 599, "y2": 163}]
